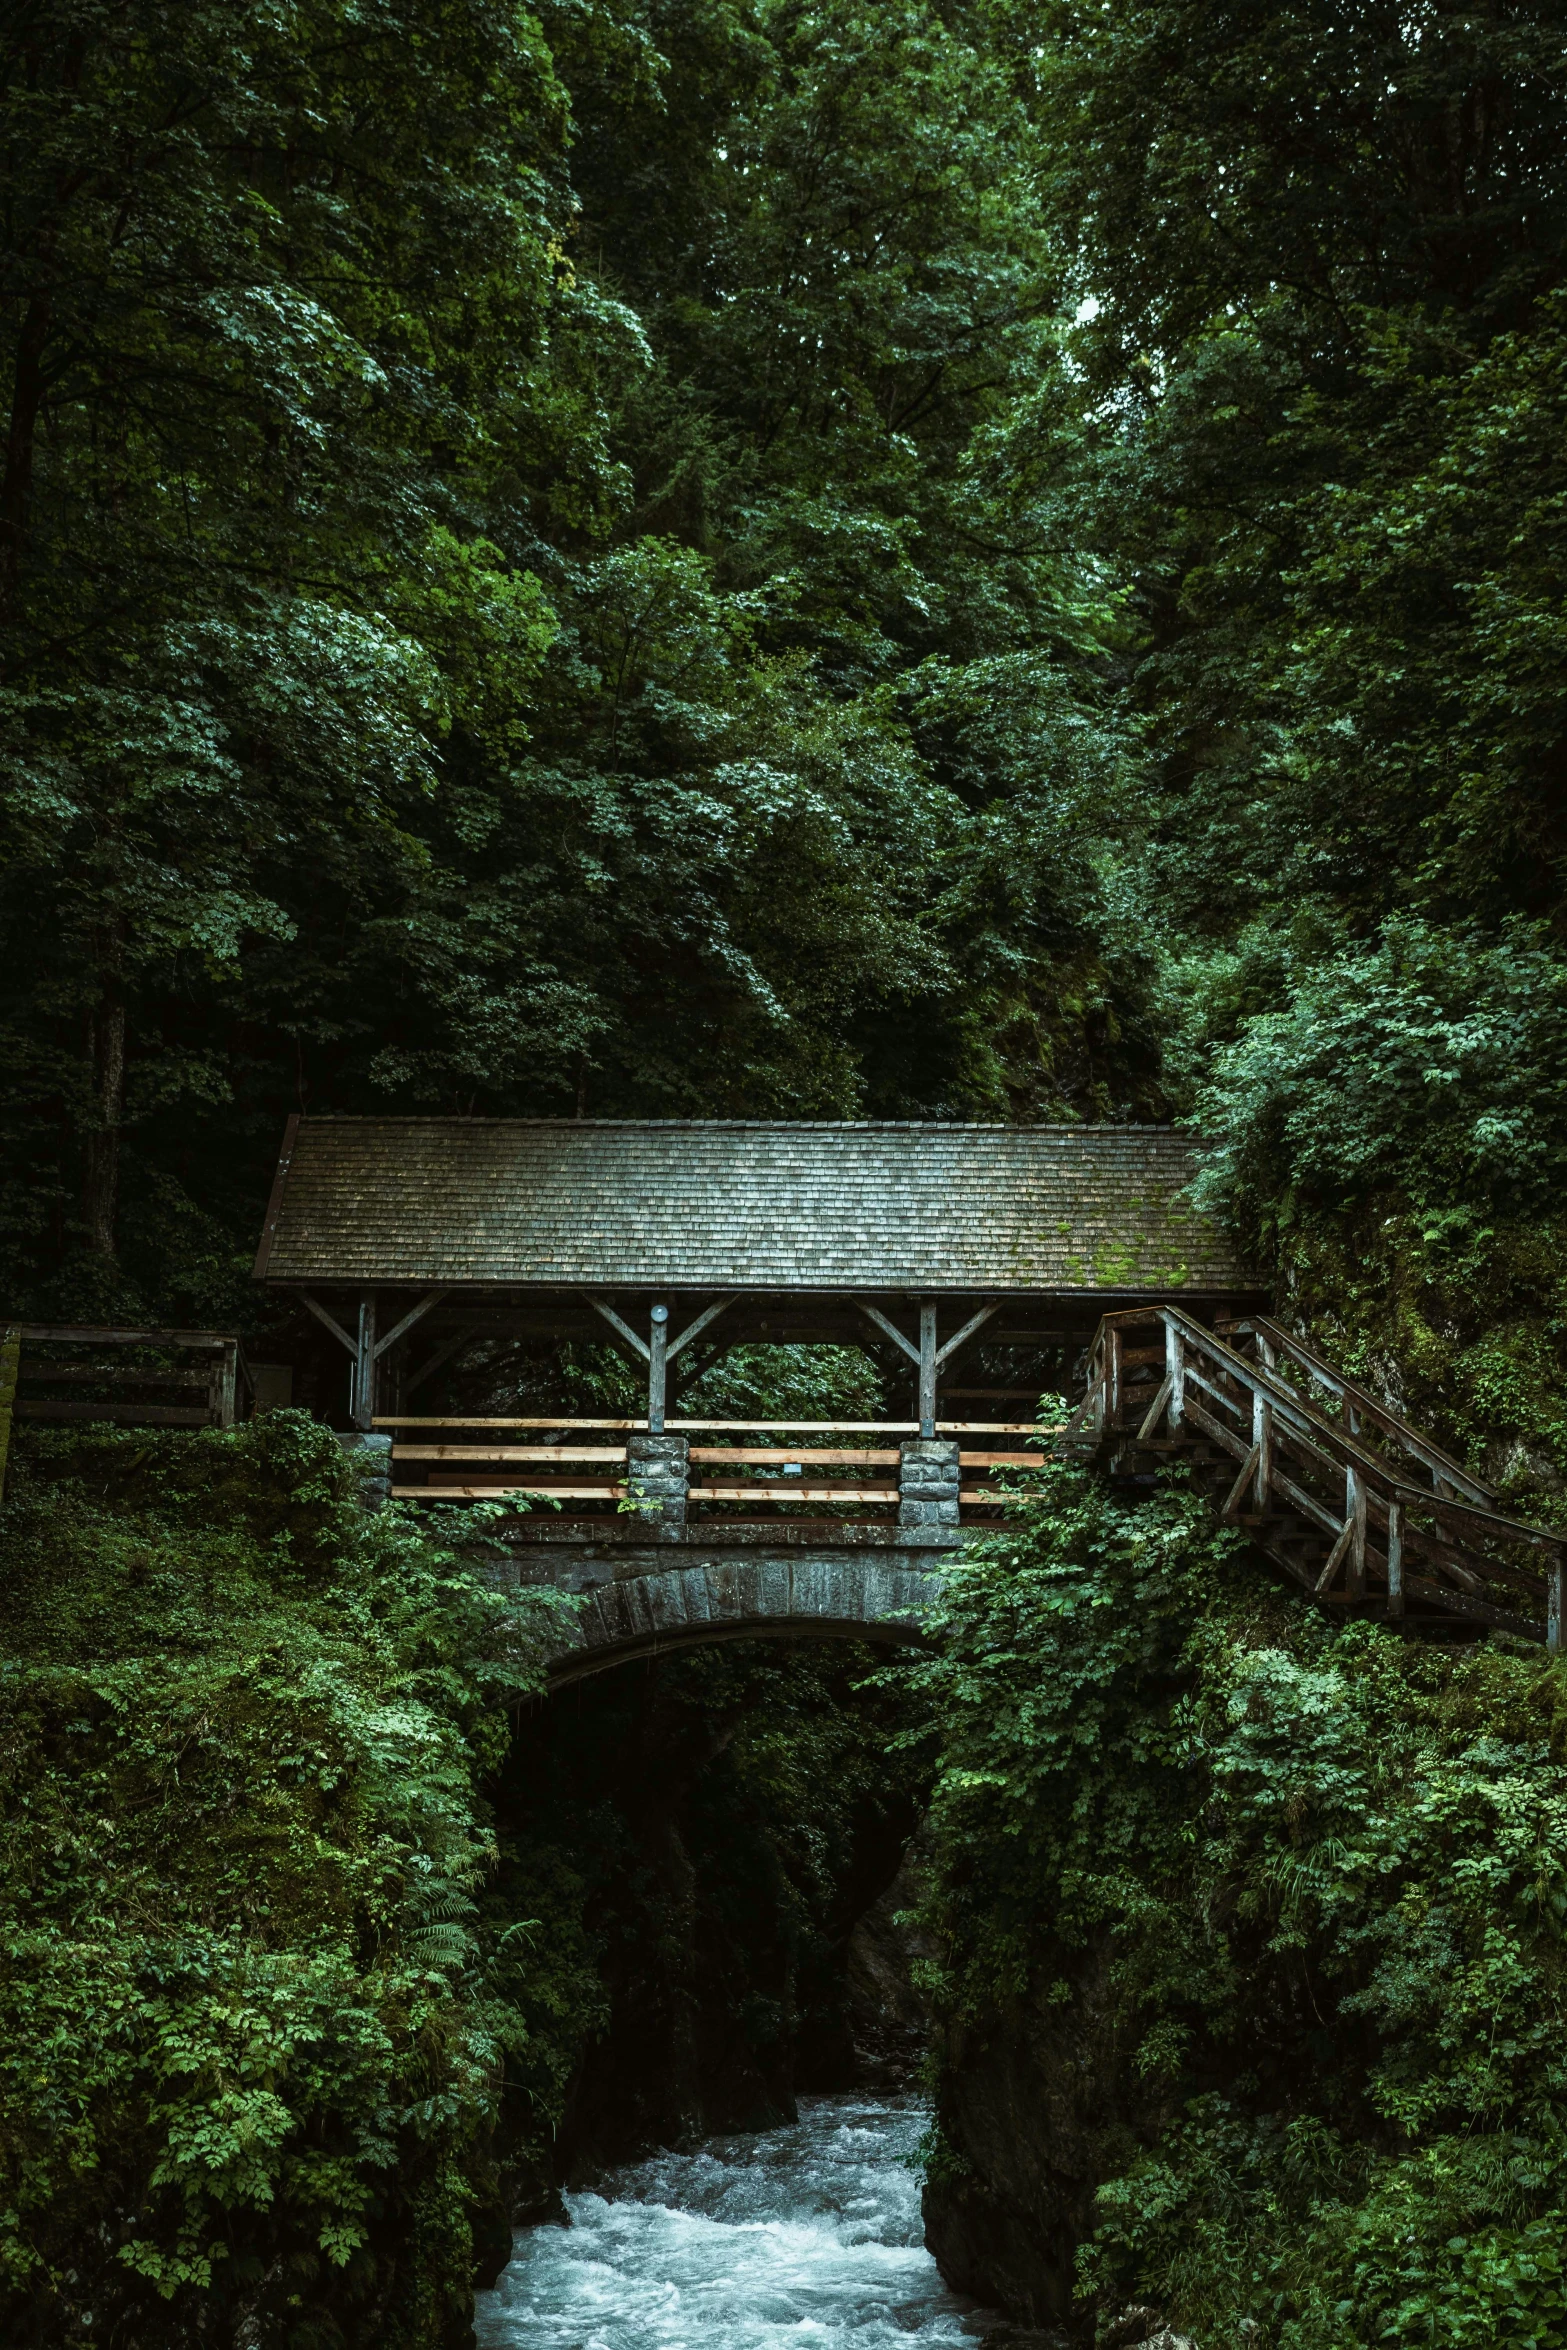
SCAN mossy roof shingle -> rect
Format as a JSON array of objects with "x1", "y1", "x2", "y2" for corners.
[{"x1": 254, "y1": 1117, "x2": 1257, "y2": 1296}]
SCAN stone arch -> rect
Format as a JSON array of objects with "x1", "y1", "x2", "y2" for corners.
[{"x1": 545, "y1": 1557, "x2": 941, "y2": 1687}]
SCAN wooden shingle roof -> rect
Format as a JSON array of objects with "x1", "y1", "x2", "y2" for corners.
[{"x1": 254, "y1": 1117, "x2": 1256, "y2": 1298}]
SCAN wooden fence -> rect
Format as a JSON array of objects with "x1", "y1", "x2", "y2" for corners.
[{"x1": 0, "y1": 1324, "x2": 249, "y2": 1503}]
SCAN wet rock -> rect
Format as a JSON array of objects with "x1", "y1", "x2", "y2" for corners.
[
  {"x1": 845, "y1": 1848, "x2": 934, "y2": 2087},
  {"x1": 921, "y1": 1942, "x2": 1176, "y2": 2328}
]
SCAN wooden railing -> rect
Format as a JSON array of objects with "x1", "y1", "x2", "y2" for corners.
[
  {"x1": 7, "y1": 1325, "x2": 245, "y2": 1429},
  {"x1": 374, "y1": 1415, "x2": 1053, "y2": 1515},
  {"x1": 1066, "y1": 1306, "x2": 1567, "y2": 1650},
  {"x1": 0, "y1": 1323, "x2": 251, "y2": 1505}
]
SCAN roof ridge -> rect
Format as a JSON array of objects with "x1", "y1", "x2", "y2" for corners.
[{"x1": 283, "y1": 1115, "x2": 1196, "y2": 1134}]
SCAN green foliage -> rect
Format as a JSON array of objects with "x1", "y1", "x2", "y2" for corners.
[
  {"x1": 0, "y1": 1416, "x2": 572, "y2": 2346},
  {"x1": 0, "y1": 0, "x2": 1162, "y2": 1324},
  {"x1": 978, "y1": 0, "x2": 1567, "y2": 1513},
  {"x1": 907, "y1": 1466, "x2": 1567, "y2": 2347},
  {"x1": 1190, "y1": 919, "x2": 1567, "y2": 1227}
]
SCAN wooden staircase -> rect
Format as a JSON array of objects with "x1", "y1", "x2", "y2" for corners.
[{"x1": 1059, "y1": 1306, "x2": 1567, "y2": 1650}]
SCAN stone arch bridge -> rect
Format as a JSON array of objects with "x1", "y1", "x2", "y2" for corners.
[{"x1": 517, "y1": 1541, "x2": 942, "y2": 1688}]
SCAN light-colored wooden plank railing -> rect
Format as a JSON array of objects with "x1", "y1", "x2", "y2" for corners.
[
  {"x1": 1067, "y1": 1305, "x2": 1567, "y2": 1650},
  {"x1": 375, "y1": 1418, "x2": 1048, "y2": 1433},
  {"x1": 377, "y1": 1418, "x2": 1057, "y2": 1509}
]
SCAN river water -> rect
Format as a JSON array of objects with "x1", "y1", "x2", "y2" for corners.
[{"x1": 474, "y1": 2091, "x2": 1029, "y2": 2349}]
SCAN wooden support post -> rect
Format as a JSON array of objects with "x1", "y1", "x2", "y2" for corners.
[
  {"x1": 1548, "y1": 1548, "x2": 1563, "y2": 1657},
  {"x1": 1345, "y1": 1463, "x2": 1367, "y2": 1602},
  {"x1": 351, "y1": 1296, "x2": 377, "y2": 1432},
  {"x1": 1166, "y1": 1318, "x2": 1185, "y2": 1432},
  {"x1": 215, "y1": 1341, "x2": 238, "y2": 1429},
  {"x1": 918, "y1": 1301, "x2": 937, "y2": 1439},
  {"x1": 1253, "y1": 1387, "x2": 1273, "y2": 1513},
  {"x1": 0, "y1": 1323, "x2": 19, "y2": 1505},
  {"x1": 1107, "y1": 1325, "x2": 1122, "y2": 1431},
  {"x1": 1386, "y1": 1499, "x2": 1404, "y2": 1621},
  {"x1": 648, "y1": 1303, "x2": 669, "y2": 1434}
]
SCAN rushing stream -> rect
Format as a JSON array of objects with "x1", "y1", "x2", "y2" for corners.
[{"x1": 474, "y1": 2091, "x2": 1024, "y2": 2349}]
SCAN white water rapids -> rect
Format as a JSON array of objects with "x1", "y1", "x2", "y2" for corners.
[{"x1": 474, "y1": 2091, "x2": 1034, "y2": 2349}]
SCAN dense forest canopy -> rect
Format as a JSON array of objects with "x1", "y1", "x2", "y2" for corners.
[{"x1": 4, "y1": 0, "x2": 1564, "y2": 1403}]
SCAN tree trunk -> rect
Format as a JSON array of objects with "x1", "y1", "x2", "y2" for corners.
[
  {"x1": 0, "y1": 292, "x2": 51, "y2": 632},
  {"x1": 82, "y1": 996, "x2": 126, "y2": 1258}
]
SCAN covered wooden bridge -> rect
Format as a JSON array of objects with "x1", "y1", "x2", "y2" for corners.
[
  {"x1": 254, "y1": 1114, "x2": 1259, "y2": 1448},
  {"x1": 253, "y1": 1117, "x2": 1265, "y2": 1675},
  {"x1": 252, "y1": 1116, "x2": 1566, "y2": 1671}
]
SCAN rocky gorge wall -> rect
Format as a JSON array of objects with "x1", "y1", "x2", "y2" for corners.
[{"x1": 475, "y1": 1638, "x2": 932, "y2": 2269}]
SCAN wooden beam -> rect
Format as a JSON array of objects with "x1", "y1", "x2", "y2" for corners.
[
  {"x1": 1234, "y1": 1313, "x2": 1494, "y2": 1505},
  {"x1": 1386, "y1": 1500, "x2": 1404, "y2": 1620},
  {"x1": 1137, "y1": 1374, "x2": 1173, "y2": 1441},
  {"x1": 648, "y1": 1303, "x2": 669, "y2": 1432},
  {"x1": 918, "y1": 1301, "x2": 938, "y2": 1437},
  {"x1": 301, "y1": 1292, "x2": 357, "y2": 1356},
  {"x1": 1222, "y1": 1439, "x2": 1263, "y2": 1521},
  {"x1": 858, "y1": 1304, "x2": 921, "y2": 1364},
  {"x1": 374, "y1": 1290, "x2": 448, "y2": 1361},
  {"x1": 933, "y1": 1303, "x2": 1000, "y2": 1369},
  {"x1": 666, "y1": 1296, "x2": 738, "y2": 1361},
  {"x1": 1314, "y1": 1516, "x2": 1356, "y2": 1596},
  {"x1": 213, "y1": 1341, "x2": 239, "y2": 1430},
  {"x1": 398, "y1": 1484, "x2": 626, "y2": 1502},
  {"x1": 350, "y1": 1297, "x2": 377, "y2": 1431},
  {"x1": 689, "y1": 1485, "x2": 900, "y2": 1503},
  {"x1": 687, "y1": 1446, "x2": 900, "y2": 1466},
  {"x1": 673, "y1": 1339, "x2": 730, "y2": 1398},
  {"x1": 373, "y1": 1414, "x2": 1039, "y2": 1433},
  {"x1": 1165, "y1": 1318, "x2": 1185, "y2": 1431},
  {"x1": 395, "y1": 1445, "x2": 630, "y2": 1463},
  {"x1": 1253, "y1": 1386, "x2": 1273, "y2": 1514},
  {"x1": 1346, "y1": 1463, "x2": 1367, "y2": 1601},
  {"x1": 17, "y1": 1323, "x2": 237, "y2": 1347},
  {"x1": 1391, "y1": 1485, "x2": 1565, "y2": 1551},
  {"x1": 376, "y1": 1416, "x2": 650, "y2": 1429},
  {"x1": 15, "y1": 1401, "x2": 211, "y2": 1426},
  {"x1": 589, "y1": 1296, "x2": 651, "y2": 1361}
]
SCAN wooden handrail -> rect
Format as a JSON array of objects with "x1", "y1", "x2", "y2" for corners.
[
  {"x1": 14, "y1": 1325, "x2": 242, "y2": 1430},
  {"x1": 1072, "y1": 1304, "x2": 1567, "y2": 1650},
  {"x1": 1219, "y1": 1312, "x2": 1495, "y2": 1505},
  {"x1": 375, "y1": 1416, "x2": 1055, "y2": 1434}
]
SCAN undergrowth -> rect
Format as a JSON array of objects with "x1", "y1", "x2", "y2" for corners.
[
  {"x1": 0, "y1": 1414, "x2": 577, "y2": 2349},
  {"x1": 907, "y1": 1463, "x2": 1567, "y2": 2349}
]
